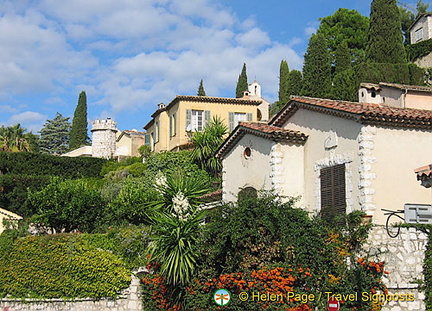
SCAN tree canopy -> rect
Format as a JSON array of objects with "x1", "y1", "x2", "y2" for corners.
[
  {"x1": 366, "y1": 0, "x2": 407, "y2": 63},
  {"x1": 197, "y1": 79, "x2": 206, "y2": 96}
]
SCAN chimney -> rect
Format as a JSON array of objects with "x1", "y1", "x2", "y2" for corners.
[{"x1": 158, "y1": 103, "x2": 165, "y2": 109}]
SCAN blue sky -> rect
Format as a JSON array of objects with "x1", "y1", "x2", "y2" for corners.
[{"x1": 0, "y1": 0, "x2": 417, "y2": 134}]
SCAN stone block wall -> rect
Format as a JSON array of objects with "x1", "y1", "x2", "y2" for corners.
[
  {"x1": 0, "y1": 274, "x2": 142, "y2": 311},
  {"x1": 366, "y1": 226, "x2": 427, "y2": 311}
]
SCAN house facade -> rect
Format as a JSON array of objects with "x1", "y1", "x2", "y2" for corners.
[
  {"x1": 409, "y1": 13, "x2": 432, "y2": 44},
  {"x1": 359, "y1": 82, "x2": 432, "y2": 110},
  {"x1": 217, "y1": 95, "x2": 432, "y2": 226},
  {"x1": 144, "y1": 81, "x2": 270, "y2": 152}
]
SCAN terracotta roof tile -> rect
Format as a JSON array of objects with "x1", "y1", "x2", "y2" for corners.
[
  {"x1": 216, "y1": 122, "x2": 307, "y2": 159},
  {"x1": 270, "y1": 96, "x2": 432, "y2": 129}
]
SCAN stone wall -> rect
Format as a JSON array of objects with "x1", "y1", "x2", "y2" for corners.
[
  {"x1": 366, "y1": 226, "x2": 427, "y2": 311},
  {"x1": 0, "y1": 275, "x2": 142, "y2": 311}
]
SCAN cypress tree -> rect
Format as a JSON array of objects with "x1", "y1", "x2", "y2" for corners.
[
  {"x1": 235, "y1": 63, "x2": 248, "y2": 98},
  {"x1": 197, "y1": 79, "x2": 206, "y2": 96},
  {"x1": 39, "y1": 113, "x2": 71, "y2": 155},
  {"x1": 301, "y1": 33, "x2": 332, "y2": 98},
  {"x1": 278, "y1": 60, "x2": 290, "y2": 104},
  {"x1": 287, "y1": 70, "x2": 303, "y2": 98},
  {"x1": 334, "y1": 40, "x2": 352, "y2": 74},
  {"x1": 365, "y1": 0, "x2": 407, "y2": 63},
  {"x1": 69, "y1": 91, "x2": 89, "y2": 150}
]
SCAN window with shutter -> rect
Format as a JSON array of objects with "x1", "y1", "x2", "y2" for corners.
[{"x1": 320, "y1": 164, "x2": 346, "y2": 224}]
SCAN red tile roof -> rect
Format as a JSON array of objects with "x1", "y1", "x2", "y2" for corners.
[
  {"x1": 216, "y1": 122, "x2": 307, "y2": 159},
  {"x1": 270, "y1": 96, "x2": 432, "y2": 129}
]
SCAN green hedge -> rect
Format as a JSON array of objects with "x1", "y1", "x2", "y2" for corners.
[
  {"x1": 0, "y1": 152, "x2": 106, "y2": 178},
  {"x1": 0, "y1": 175, "x2": 51, "y2": 217},
  {"x1": 0, "y1": 233, "x2": 130, "y2": 299}
]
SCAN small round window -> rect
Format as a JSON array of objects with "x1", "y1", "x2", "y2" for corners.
[{"x1": 243, "y1": 147, "x2": 251, "y2": 159}]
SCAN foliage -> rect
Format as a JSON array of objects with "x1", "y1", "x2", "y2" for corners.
[
  {"x1": 0, "y1": 124, "x2": 38, "y2": 152},
  {"x1": 407, "y1": 38, "x2": 432, "y2": 61},
  {"x1": 235, "y1": 63, "x2": 248, "y2": 98},
  {"x1": 190, "y1": 116, "x2": 228, "y2": 176},
  {"x1": 146, "y1": 173, "x2": 209, "y2": 300},
  {"x1": 335, "y1": 40, "x2": 352, "y2": 74},
  {"x1": 142, "y1": 192, "x2": 387, "y2": 310},
  {"x1": 0, "y1": 233, "x2": 130, "y2": 299},
  {"x1": 108, "y1": 177, "x2": 160, "y2": 225},
  {"x1": 105, "y1": 225, "x2": 152, "y2": 269},
  {"x1": 0, "y1": 151, "x2": 106, "y2": 177},
  {"x1": 100, "y1": 156, "x2": 143, "y2": 177},
  {"x1": 301, "y1": 33, "x2": 332, "y2": 98},
  {"x1": 366, "y1": 0, "x2": 407, "y2": 63},
  {"x1": 28, "y1": 178, "x2": 108, "y2": 233},
  {"x1": 39, "y1": 112, "x2": 71, "y2": 155},
  {"x1": 138, "y1": 144, "x2": 152, "y2": 158},
  {"x1": 399, "y1": 3, "x2": 415, "y2": 43},
  {"x1": 423, "y1": 228, "x2": 432, "y2": 309},
  {"x1": 330, "y1": 68, "x2": 359, "y2": 101},
  {"x1": 317, "y1": 8, "x2": 369, "y2": 64},
  {"x1": 69, "y1": 91, "x2": 89, "y2": 150},
  {"x1": 0, "y1": 175, "x2": 51, "y2": 217},
  {"x1": 197, "y1": 79, "x2": 206, "y2": 96}
]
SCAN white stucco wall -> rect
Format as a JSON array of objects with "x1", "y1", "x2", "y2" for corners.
[
  {"x1": 222, "y1": 133, "x2": 274, "y2": 202},
  {"x1": 370, "y1": 127, "x2": 432, "y2": 224},
  {"x1": 281, "y1": 109, "x2": 363, "y2": 216}
]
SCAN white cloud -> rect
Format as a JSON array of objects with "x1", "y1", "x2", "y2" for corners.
[
  {"x1": 0, "y1": 105, "x2": 19, "y2": 113},
  {"x1": 7, "y1": 111, "x2": 47, "y2": 132}
]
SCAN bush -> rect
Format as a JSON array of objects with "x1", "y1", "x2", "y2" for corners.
[
  {"x1": 0, "y1": 233, "x2": 130, "y2": 299},
  {"x1": 28, "y1": 178, "x2": 109, "y2": 233}
]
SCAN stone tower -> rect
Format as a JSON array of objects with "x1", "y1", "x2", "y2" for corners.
[{"x1": 91, "y1": 118, "x2": 118, "y2": 159}]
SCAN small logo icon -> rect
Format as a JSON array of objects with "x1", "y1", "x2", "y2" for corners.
[{"x1": 214, "y1": 288, "x2": 231, "y2": 306}]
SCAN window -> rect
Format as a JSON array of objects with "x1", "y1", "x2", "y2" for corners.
[
  {"x1": 320, "y1": 164, "x2": 346, "y2": 224},
  {"x1": 186, "y1": 109, "x2": 210, "y2": 131},
  {"x1": 415, "y1": 27, "x2": 424, "y2": 42},
  {"x1": 155, "y1": 121, "x2": 160, "y2": 143},
  {"x1": 144, "y1": 133, "x2": 151, "y2": 146},
  {"x1": 229, "y1": 112, "x2": 253, "y2": 131}
]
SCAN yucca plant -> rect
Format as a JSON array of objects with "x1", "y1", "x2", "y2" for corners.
[{"x1": 147, "y1": 174, "x2": 210, "y2": 300}]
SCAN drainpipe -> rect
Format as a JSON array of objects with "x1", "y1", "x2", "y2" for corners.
[{"x1": 403, "y1": 88, "x2": 408, "y2": 108}]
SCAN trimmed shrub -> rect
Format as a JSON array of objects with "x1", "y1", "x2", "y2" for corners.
[{"x1": 0, "y1": 233, "x2": 130, "y2": 299}]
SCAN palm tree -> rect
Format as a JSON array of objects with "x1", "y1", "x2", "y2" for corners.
[
  {"x1": 191, "y1": 116, "x2": 228, "y2": 176},
  {"x1": 0, "y1": 124, "x2": 35, "y2": 152}
]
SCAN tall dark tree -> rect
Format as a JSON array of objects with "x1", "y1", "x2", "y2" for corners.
[
  {"x1": 278, "y1": 60, "x2": 290, "y2": 104},
  {"x1": 197, "y1": 79, "x2": 206, "y2": 96},
  {"x1": 365, "y1": 0, "x2": 407, "y2": 64},
  {"x1": 301, "y1": 33, "x2": 332, "y2": 98},
  {"x1": 39, "y1": 113, "x2": 71, "y2": 155},
  {"x1": 334, "y1": 40, "x2": 352, "y2": 74},
  {"x1": 69, "y1": 91, "x2": 89, "y2": 150},
  {"x1": 235, "y1": 63, "x2": 248, "y2": 98},
  {"x1": 286, "y1": 70, "x2": 303, "y2": 98}
]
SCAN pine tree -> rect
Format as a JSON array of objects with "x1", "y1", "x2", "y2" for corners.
[
  {"x1": 235, "y1": 63, "x2": 248, "y2": 98},
  {"x1": 69, "y1": 91, "x2": 89, "y2": 150},
  {"x1": 39, "y1": 113, "x2": 71, "y2": 155},
  {"x1": 301, "y1": 33, "x2": 332, "y2": 98},
  {"x1": 365, "y1": 0, "x2": 407, "y2": 63},
  {"x1": 278, "y1": 60, "x2": 290, "y2": 104},
  {"x1": 334, "y1": 40, "x2": 352, "y2": 74},
  {"x1": 197, "y1": 79, "x2": 206, "y2": 96}
]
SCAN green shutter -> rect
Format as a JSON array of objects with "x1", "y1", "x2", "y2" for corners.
[
  {"x1": 229, "y1": 112, "x2": 234, "y2": 132},
  {"x1": 186, "y1": 109, "x2": 192, "y2": 130},
  {"x1": 247, "y1": 112, "x2": 253, "y2": 121},
  {"x1": 204, "y1": 110, "x2": 211, "y2": 127},
  {"x1": 144, "y1": 134, "x2": 150, "y2": 146}
]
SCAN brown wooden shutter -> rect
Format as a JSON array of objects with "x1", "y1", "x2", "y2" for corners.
[{"x1": 320, "y1": 164, "x2": 346, "y2": 224}]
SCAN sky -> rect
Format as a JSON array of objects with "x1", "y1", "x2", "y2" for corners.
[{"x1": 0, "y1": 0, "x2": 418, "y2": 134}]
